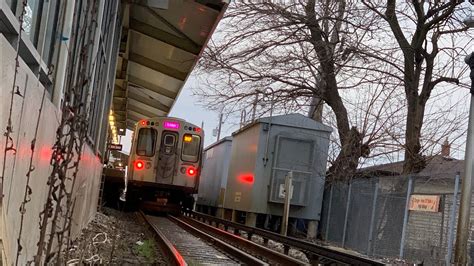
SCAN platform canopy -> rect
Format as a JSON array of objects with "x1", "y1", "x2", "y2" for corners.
[{"x1": 112, "y1": 0, "x2": 227, "y2": 136}]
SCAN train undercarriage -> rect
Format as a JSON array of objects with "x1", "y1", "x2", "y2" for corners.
[{"x1": 101, "y1": 168, "x2": 194, "y2": 214}]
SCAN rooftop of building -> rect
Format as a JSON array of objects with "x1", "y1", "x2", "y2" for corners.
[{"x1": 357, "y1": 155, "x2": 463, "y2": 179}]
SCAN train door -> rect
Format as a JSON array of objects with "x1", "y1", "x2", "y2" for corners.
[{"x1": 156, "y1": 131, "x2": 179, "y2": 183}]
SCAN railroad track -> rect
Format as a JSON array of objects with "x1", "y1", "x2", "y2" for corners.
[
  {"x1": 186, "y1": 211, "x2": 385, "y2": 265},
  {"x1": 138, "y1": 211, "x2": 304, "y2": 265}
]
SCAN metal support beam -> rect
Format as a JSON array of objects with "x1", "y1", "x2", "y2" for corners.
[
  {"x1": 129, "y1": 18, "x2": 200, "y2": 55},
  {"x1": 116, "y1": 57, "x2": 128, "y2": 79},
  {"x1": 128, "y1": 75, "x2": 178, "y2": 99},
  {"x1": 129, "y1": 52, "x2": 187, "y2": 81},
  {"x1": 113, "y1": 97, "x2": 127, "y2": 105},
  {"x1": 324, "y1": 184, "x2": 334, "y2": 241},
  {"x1": 367, "y1": 179, "x2": 379, "y2": 255},
  {"x1": 399, "y1": 176, "x2": 413, "y2": 259},
  {"x1": 127, "y1": 112, "x2": 147, "y2": 123},
  {"x1": 113, "y1": 88, "x2": 126, "y2": 98},
  {"x1": 455, "y1": 52, "x2": 474, "y2": 264},
  {"x1": 143, "y1": 5, "x2": 200, "y2": 48},
  {"x1": 114, "y1": 113, "x2": 126, "y2": 120},
  {"x1": 127, "y1": 89, "x2": 171, "y2": 112},
  {"x1": 128, "y1": 104, "x2": 162, "y2": 118},
  {"x1": 342, "y1": 182, "x2": 352, "y2": 248},
  {"x1": 446, "y1": 173, "x2": 460, "y2": 265}
]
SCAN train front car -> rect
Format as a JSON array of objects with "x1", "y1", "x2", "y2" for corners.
[{"x1": 125, "y1": 117, "x2": 203, "y2": 213}]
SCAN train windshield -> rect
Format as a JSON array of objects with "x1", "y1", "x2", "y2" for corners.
[
  {"x1": 182, "y1": 134, "x2": 201, "y2": 162},
  {"x1": 136, "y1": 128, "x2": 157, "y2": 156}
]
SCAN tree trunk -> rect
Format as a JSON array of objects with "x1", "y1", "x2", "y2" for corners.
[
  {"x1": 403, "y1": 96, "x2": 426, "y2": 174},
  {"x1": 308, "y1": 94, "x2": 323, "y2": 122},
  {"x1": 305, "y1": 0, "x2": 368, "y2": 182},
  {"x1": 328, "y1": 127, "x2": 366, "y2": 182}
]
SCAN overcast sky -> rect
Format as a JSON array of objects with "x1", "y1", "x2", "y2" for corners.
[{"x1": 168, "y1": 76, "x2": 238, "y2": 145}]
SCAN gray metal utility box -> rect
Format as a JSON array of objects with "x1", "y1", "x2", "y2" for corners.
[
  {"x1": 223, "y1": 114, "x2": 332, "y2": 220},
  {"x1": 197, "y1": 137, "x2": 233, "y2": 208}
]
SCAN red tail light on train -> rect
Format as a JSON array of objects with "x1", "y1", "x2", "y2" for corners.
[
  {"x1": 135, "y1": 160, "x2": 145, "y2": 170},
  {"x1": 186, "y1": 166, "x2": 197, "y2": 177}
]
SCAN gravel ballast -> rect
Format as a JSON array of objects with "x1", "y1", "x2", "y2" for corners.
[{"x1": 65, "y1": 208, "x2": 166, "y2": 265}]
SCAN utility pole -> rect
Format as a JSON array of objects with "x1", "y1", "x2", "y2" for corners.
[
  {"x1": 251, "y1": 93, "x2": 259, "y2": 122},
  {"x1": 216, "y1": 113, "x2": 223, "y2": 141},
  {"x1": 281, "y1": 171, "x2": 293, "y2": 236},
  {"x1": 454, "y1": 52, "x2": 474, "y2": 264}
]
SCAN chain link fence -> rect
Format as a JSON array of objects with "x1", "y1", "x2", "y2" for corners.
[{"x1": 320, "y1": 173, "x2": 472, "y2": 264}]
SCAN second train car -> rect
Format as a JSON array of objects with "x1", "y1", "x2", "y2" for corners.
[{"x1": 122, "y1": 117, "x2": 204, "y2": 212}]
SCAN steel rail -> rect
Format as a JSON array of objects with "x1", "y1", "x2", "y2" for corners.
[
  {"x1": 187, "y1": 211, "x2": 384, "y2": 265},
  {"x1": 171, "y1": 215, "x2": 305, "y2": 265},
  {"x1": 167, "y1": 215, "x2": 270, "y2": 265},
  {"x1": 137, "y1": 211, "x2": 187, "y2": 266}
]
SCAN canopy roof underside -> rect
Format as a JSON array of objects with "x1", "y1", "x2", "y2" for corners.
[{"x1": 112, "y1": 0, "x2": 227, "y2": 133}]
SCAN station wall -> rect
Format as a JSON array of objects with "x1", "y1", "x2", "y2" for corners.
[
  {"x1": 0, "y1": 33, "x2": 103, "y2": 265},
  {"x1": 0, "y1": 0, "x2": 121, "y2": 263}
]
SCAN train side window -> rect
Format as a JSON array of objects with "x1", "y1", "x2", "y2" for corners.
[
  {"x1": 182, "y1": 134, "x2": 201, "y2": 162},
  {"x1": 136, "y1": 128, "x2": 157, "y2": 156}
]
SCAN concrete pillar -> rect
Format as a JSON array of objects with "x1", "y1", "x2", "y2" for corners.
[
  {"x1": 307, "y1": 220, "x2": 318, "y2": 239},
  {"x1": 245, "y1": 212, "x2": 258, "y2": 227},
  {"x1": 231, "y1": 209, "x2": 237, "y2": 223}
]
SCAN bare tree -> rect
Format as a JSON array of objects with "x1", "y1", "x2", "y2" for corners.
[
  {"x1": 197, "y1": 1, "x2": 472, "y2": 180},
  {"x1": 361, "y1": 0, "x2": 472, "y2": 173},
  {"x1": 197, "y1": 0, "x2": 393, "y2": 181}
]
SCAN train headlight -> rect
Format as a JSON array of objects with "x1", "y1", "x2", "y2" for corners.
[
  {"x1": 187, "y1": 166, "x2": 197, "y2": 177},
  {"x1": 184, "y1": 135, "x2": 193, "y2": 142},
  {"x1": 135, "y1": 160, "x2": 145, "y2": 170}
]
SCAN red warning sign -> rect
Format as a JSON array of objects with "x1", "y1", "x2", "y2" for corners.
[{"x1": 409, "y1": 195, "x2": 440, "y2": 212}]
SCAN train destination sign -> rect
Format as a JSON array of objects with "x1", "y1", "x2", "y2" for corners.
[
  {"x1": 108, "y1": 144, "x2": 123, "y2": 151},
  {"x1": 409, "y1": 195, "x2": 440, "y2": 212}
]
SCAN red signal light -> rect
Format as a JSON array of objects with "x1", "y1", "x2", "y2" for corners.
[
  {"x1": 239, "y1": 174, "x2": 254, "y2": 184},
  {"x1": 187, "y1": 167, "x2": 197, "y2": 176},
  {"x1": 135, "y1": 160, "x2": 145, "y2": 170}
]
